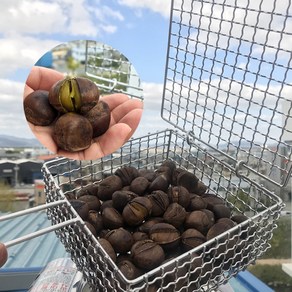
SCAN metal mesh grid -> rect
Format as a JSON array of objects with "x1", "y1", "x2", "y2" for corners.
[
  {"x1": 43, "y1": 130, "x2": 283, "y2": 291},
  {"x1": 84, "y1": 40, "x2": 143, "y2": 100},
  {"x1": 162, "y1": 0, "x2": 292, "y2": 187}
]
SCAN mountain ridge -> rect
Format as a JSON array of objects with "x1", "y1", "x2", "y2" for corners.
[{"x1": 0, "y1": 134, "x2": 41, "y2": 147}]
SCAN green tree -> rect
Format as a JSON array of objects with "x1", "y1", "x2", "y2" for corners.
[
  {"x1": 66, "y1": 56, "x2": 80, "y2": 76},
  {"x1": 228, "y1": 189, "x2": 250, "y2": 212},
  {"x1": 0, "y1": 182, "x2": 16, "y2": 212}
]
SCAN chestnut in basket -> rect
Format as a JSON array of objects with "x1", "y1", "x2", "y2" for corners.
[
  {"x1": 149, "y1": 223, "x2": 181, "y2": 251},
  {"x1": 185, "y1": 210, "x2": 214, "y2": 235},
  {"x1": 168, "y1": 185, "x2": 190, "y2": 208},
  {"x1": 163, "y1": 202, "x2": 187, "y2": 228},
  {"x1": 69, "y1": 199, "x2": 89, "y2": 220},
  {"x1": 123, "y1": 197, "x2": 152, "y2": 226},
  {"x1": 181, "y1": 229, "x2": 206, "y2": 252},
  {"x1": 102, "y1": 207, "x2": 124, "y2": 229},
  {"x1": 98, "y1": 238, "x2": 116, "y2": 263},
  {"x1": 117, "y1": 260, "x2": 142, "y2": 280},
  {"x1": 105, "y1": 228, "x2": 134, "y2": 254},
  {"x1": 130, "y1": 176, "x2": 149, "y2": 195},
  {"x1": 147, "y1": 190, "x2": 170, "y2": 217},
  {"x1": 131, "y1": 240, "x2": 165, "y2": 270},
  {"x1": 24, "y1": 90, "x2": 58, "y2": 126},
  {"x1": 97, "y1": 175, "x2": 123, "y2": 201},
  {"x1": 115, "y1": 166, "x2": 140, "y2": 186}
]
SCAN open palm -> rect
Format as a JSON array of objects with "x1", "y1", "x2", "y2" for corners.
[{"x1": 24, "y1": 66, "x2": 143, "y2": 160}]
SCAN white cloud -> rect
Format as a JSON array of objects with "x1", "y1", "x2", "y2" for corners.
[
  {"x1": 0, "y1": 36, "x2": 60, "y2": 77},
  {"x1": 100, "y1": 24, "x2": 118, "y2": 34},
  {"x1": 0, "y1": 0, "x2": 67, "y2": 35},
  {"x1": 141, "y1": 82, "x2": 164, "y2": 110},
  {"x1": 0, "y1": 1, "x2": 126, "y2": 77},
  {"x1": 94, "y1": 5, "x2": 124, "y2": 22},
  {"x1": 0, "y1": 79, "x2": 32, "y2": 138},
  {"x1": 0, "y1": 0, "x2": 125, "y2": 38},
  {"x1": 118, "y1": 0, "x2": 172, "y2": 18}
]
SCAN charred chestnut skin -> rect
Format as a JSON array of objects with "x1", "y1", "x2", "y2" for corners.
[
  {"x1": 84, "y1": 100, "x2": 111, "y2": 138},
  {"x1": 24, "y1": 90, "x2": 58, "y2": 126},
  {"x1": 53, "y1": 112, "x2": 93, "y2": 152}
]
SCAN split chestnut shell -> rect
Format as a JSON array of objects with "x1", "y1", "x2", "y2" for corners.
[{"x1": 49, "y1": 77, "x2": 100, "y2": 114}]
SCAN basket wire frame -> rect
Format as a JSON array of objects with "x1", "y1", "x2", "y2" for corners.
[
  {"x1": 162, "y1": 0, "x2": 292, "y2": 188},
  {"x1": 40, "y1": 130, "x2": 283, "y2": 291},
  {"x1": 84, "y1": 40, "x2": 143, "y2": 100}
]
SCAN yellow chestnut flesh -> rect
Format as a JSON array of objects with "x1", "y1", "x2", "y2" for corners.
[{"x1": 49, "y1": 77, "x2": 99, "y2": 114}]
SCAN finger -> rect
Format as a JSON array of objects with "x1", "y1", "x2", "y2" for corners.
[
  {"x1": 28, "y1": 123, "x2": 58, "y2": 153},
  {"x1": 118, "y1": 108, "x2": 143, "y2": 139},
  {"x1": 23, "y1": 84, "x2": 34, "y2": 99},
  {"x1": 0, "y1": 243, "x2": 8, "y2": 267},
  {"x1": 25, "y1": 66, "x2": 64, "y2": 93},
  {"x1": 100, "y1": 93, "x2": 129, "y2": 110},
  {"x1": 110, "y1": 99, "x2": 143, "y2": 125},
  {"x1": 56, "y1": 149, "x2": 85, "y2": 160},
  {"x1": 84, "y1": 123, "x2": 132, "y2": 160}
]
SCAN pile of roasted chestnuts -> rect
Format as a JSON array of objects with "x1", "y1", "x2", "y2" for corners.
[
  {"x1": 24, "y1": 77, "x2": 110, "y2": 152},
  {"x1": 67, "y1": 160, "x2": 252, "y2": 287}
]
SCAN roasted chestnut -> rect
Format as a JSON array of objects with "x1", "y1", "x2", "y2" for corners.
[
  {"x1": 84, "y1": 100, "x2": 110, "y2": 137},
  {"x1": 53, "y1": 112, "x2": 93, "y2": 152},
  {"x1": 24, "y1": 90, "x2": 58, "y2": 126},
  {"x1": 97, "y1": 175, "x2": 123, "y2": 201},
  {"x1": 105, "y1": 228, "x2": 134, "y2": 254},
  {"x1": 49, "y1": 77, "x2": 99, "y2": 113},
  {"x1": 185, "y1": 210, "x2": 214, "y2": 235},
  {"x1": 163, "y1": 202, "x2": 186, "y2": 228},
  {"x1": 122, "y1": 197, "x2": 152, "y2": 226},
  {"x1": 181, "y1": 229, "x2": 206, "y2": 252},
  {"x1": 131, "y1": 240, "x2": 165, "y2": 270},
  {"x1": 149, "y1": 223, "x2": 181, "y2": 251}
]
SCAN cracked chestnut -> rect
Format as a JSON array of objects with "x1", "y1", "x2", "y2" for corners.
[
  {"x1": 131, "y1": 240, "x2": 165, "y2": 270},
  {"x1": 49, "y1": 77, "x2": 99, "y2": 114}
]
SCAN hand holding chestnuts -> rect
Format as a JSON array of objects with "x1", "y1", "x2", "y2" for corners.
[{"x1": 24, "y1": 76, "x2": 111, "y2": 152}]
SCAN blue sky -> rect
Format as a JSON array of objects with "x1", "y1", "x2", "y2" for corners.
[{"x1": 0, "y1": 0, "x2": 291, "y2": 147}]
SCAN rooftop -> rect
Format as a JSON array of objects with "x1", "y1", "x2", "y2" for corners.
[{"x1": 0, "y1": 210, "x2": 69, "y2": 291}]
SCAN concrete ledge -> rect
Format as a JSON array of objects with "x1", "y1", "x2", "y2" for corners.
[{"x1": 282, "y1": 263, "x2": 292, "y2": 278}]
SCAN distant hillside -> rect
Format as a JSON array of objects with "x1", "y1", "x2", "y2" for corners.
[{"x1": 0, "y1": 135, "x2": 41, "y2": 147}]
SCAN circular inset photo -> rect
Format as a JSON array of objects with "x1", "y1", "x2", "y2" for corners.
[{"x1": 23, "y1": 40, "x2": 144, "y2": 160}]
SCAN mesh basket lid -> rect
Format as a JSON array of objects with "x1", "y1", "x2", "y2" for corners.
[{"x1": 162, "y1": 0, "x2": 292, "y2": 188}]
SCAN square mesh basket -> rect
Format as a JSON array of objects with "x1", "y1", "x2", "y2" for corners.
[{"x1": 42, "y1": 0, "x2": 292, "y2": 291}]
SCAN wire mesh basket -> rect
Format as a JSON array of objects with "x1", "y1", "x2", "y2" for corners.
[{"x1": 42, "y1": 129, "x2": 284, "y2": 291}]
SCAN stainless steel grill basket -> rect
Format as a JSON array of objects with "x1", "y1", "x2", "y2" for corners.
[{"x1": 2, "y1": 0, "x2": 292, "y2": 291}]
